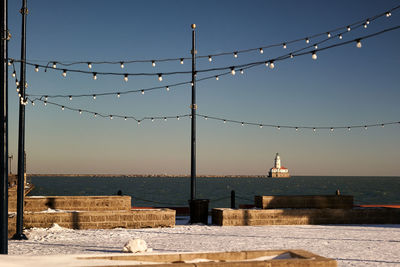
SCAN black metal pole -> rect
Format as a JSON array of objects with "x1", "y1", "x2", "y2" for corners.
[
  {"x1": 0, "y1": 0, "x2": 8, "y2": 254},
  {"x1": 231, "y1": 190, "x2": 236, "y2": 209},
  {"x1": 190, "y1": 24, "x2": 196, "y2": 201},
  {"x1": 13, "y1": 0, "x2": 27, "y2": 240}
]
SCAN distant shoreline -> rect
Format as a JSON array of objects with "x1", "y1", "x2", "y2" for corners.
[{"x1": 27, "y1": 174, "x2": 268, "y2": 178}]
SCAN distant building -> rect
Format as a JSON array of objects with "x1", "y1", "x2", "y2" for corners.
[{"x1": 268, "y1": 153, "x2": 290, "y2": 178}]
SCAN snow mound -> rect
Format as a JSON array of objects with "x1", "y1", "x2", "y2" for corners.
[
  {"x1": 49, "y1": 223, "x2": 65, "y2": 231},
  {"x1": 122, "y1": 238, "x2": 150, "y2": 253}
]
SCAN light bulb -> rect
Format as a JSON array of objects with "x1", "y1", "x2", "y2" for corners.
[
  {"x1": 295, "y1": 127, "x2": 298, "y2": 131},
  {"x1": 124, "y1": 117, "x2": 127, "y2": 121},
  {"x1": 259, "y1": 125, "x2": 263, "y2": 128},
  {"x1": 314, "y1": 44, "x2": 318, "y2": 49},
  {"x1": 16, "y1": 88, "x2": 19, "y2": 93},
  {"x1": 330, "y1": 128, "x2": 334, "y2": 132},
  {"x1": 61, "y1": 106, "x2": 65, "y2": 110},
  {"x1": 164, "y1": 117, "x2": 167, "y2": 121},
  {"x1": 277, "y1": 126, "x2": 280, "y2": 130},
  {"x1": 259, "y1": 48, "x2": 264, "y2": 54},
  {"x1": 120, "y1": 62, "x2": 124, "y2": 69},
  {"x1": 313, "y1": 128, "x2": 316, "y2": 132},
  {"x1": 364, "y1": 126, "x2": 367, "y2": 130},
  {"x1": 269, "y1": 61, "x2": 275, "y2": 69},
  {"x1": 265, "y1": 61, "x2": 269, "y2": 67},
  {"x1": 52, "y1": 62, "x2": 57, "y2": 68},
  {"x1": 241, "y1": 122, "x2": 244, "y2": 126},
  {"x1": 366, "y1": 19, "x2": 370, "y2": 25},
  {"x1": 215, "y1": 76, "x2": 219, "y2": 81},
  {"x1": 290, "y1": 53, "x2": 294, "y2": 59},
  {"x1": 208, "y1": 56, "x2": 212, "y2": 62},
  {"x1": 110, "y1": 115, "x2": 113, "y2": 120},
  {"x1": 338, "y1": 34, "x2": 343, "y2": 40},
  {"x1": 386, "y1": 12, "x2": 391, "y2": 17},
  {"x1": 93, "y1": 95, "x2": 96, "y2": 100},
  {"x1": 191, "y1": 82, "x2": 194, "y2": 86},
  {"x1": 8, "y1": 60, "x2": 12, "y2": 66},
  {"x1": 35, "y1": 65, "x2": 39, "y2": 72},
  {"x1": 16, "y1": 80, "x2": 19, "y2": 86},
  {"x1": 381, "y1": 124, "x2": 385, "y2": 128},
  {"x1": 44, "y1": 96, "x2": 48, "y2": 101},
  {"x1": 282, "y1": 43, "x2": 287, "y2": 49},
  {"x1": 166, "y1": 86, "x2": 170, "y2": 91},
  {"x1": 32, "y1": 101, "x2": 35, "y2": 106},
  {"x1": 305, "y1": 38, "x2": 310, "y2": 44},
  {"x1": 177, "y1": 116, "x2": 180, "y2": 120},
  {"x1": 234, "y1": 52, "x2": 238, "y2": 58},
  {"x1": 94, "y1": 113, "x2": 97, "y2": 117},
  {"x1": 240, "y1": 69, "x2": 244, "y2": 74},
  {"x1": 327, "y1": 32, "x2": 331, "y2": 38},
  {"x1": 69, "y1": 96, "x2": 72, "y2": 100},
  {"x1": 312, "y1": 51, "x2": 317, "y2": 60},
  {"x1": 151, "y1": 118, "x2": 154, "y2": 122},
  {"x1": 347, "y1": 26, "x2": 351, "y2": 31},
  {"x1": 44, "y1": 101, "x2": 47, "y2": 106},
  {"x1": 79, "y1": 110, "x2": 82, "y2": 114},
  {"x1": 356, "y1": 40, "x2": 362, "y2": 48},
  {"x1": 124, "y1": 74, "x2": 128, "y2": 82},
  {"x1": 141, "y1": 90, "x2": 144, "y2": 95},
  {"x1": 138, "y1": 121, "x2": 141, "y2": 125},
  {"x1": 158, "y1": 74, "x2": 163, "y2": 81},
  {"x1": 151, "y1": 61, "x2": 155, "y2": 67},
  {"x1": 348, "y1": 127, "x2": 351, "y2": 131},
  {"x1": 180, "y1": 58, "x2": 184, "y2": 64},
  {"x1": 231, "y1": 68, "x2": 235, "y2": 75},
  {"x1": 363, "y1": 23, "x2": 367, "y2": 29},
  {"x1": 62, "y1": 70, "x2": 67, "y2": 77},
  {"x1": 88, "y1": 62, "x2": 92, "y2": 69},
  {"x1": 223, "y1": 120, "x2": 226, "y2": 123},
  {"x1": 204, "y1": 116, "x2": 208, "y2": 120},
  {"x1": 12, "y1": 71, "x2": 15, "y2": 77},
  {"x1": 117, "y1": 93, "x2": 120, "y2": 98},
  {"x1": 93, "y1": 73, "x2": 97, "y2": 80}
]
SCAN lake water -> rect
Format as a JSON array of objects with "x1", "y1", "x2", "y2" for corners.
[{"x1": 29, "y1": 176, "x2": 400, "y2": 209}]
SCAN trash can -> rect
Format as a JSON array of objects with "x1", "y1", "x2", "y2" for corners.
[{"x1": 189, "y1": 199, "x2": 209, "y2": 225}]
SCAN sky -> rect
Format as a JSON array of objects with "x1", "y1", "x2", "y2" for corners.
[{"x1": 5, "y1": 0, "x2": 400, "y2": 176}]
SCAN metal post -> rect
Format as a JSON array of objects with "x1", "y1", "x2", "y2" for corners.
[
  {"x1": 0, "y1": 0, "x2": 8, "y2": 254},
  {"x1": 8, "y1": 154, "x2": 11, "y2": 174},
  {"x1": 231, "y1": 190, "x2": 236, "y2": 209},
  {"x1": 12, "y1": 0, "x2": 27, "y2": 240},
  {"x1": 190, "y1": 24, "x2": 196, "y2": 201}
]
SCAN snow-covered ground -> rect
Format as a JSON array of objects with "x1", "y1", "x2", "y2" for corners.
[{"x1": 3, "y1": 221, "x2": 400, "y2": 266}]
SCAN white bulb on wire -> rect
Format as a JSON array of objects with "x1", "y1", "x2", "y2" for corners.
[
  {"x1": 241, "y1": 122, "x2": 244, "y2": 126},
  {"x1": 124, "y1": 74, "x2": 128, "y2": 82},
  {"x1": 164, "y1": 117, "x2": 167, "y2": 121},
  {"x1": 277, "y1": 126, "x2": 280, "y2": 130},
  {"x1": 62, "y1": 70, "x2": 67, "y2": 77},
  {"x1": 259, "y1": 48, "x2": 264, "y2": 54},
  {"x1": 364, "y1": 126, "x2": 367, "y2": 130},
  {"x1": 166, "y1": 86, "x2": 170, "y2": 91},
  {"x1": 313, "y1": 128, "x2": 316, "y2": 132},
  {"x1": 44, "y1": 96, "x2": 48, "y2": 101},
  {"x1": 295, "y1": 127, "x2": 299, "y2": 131},
  {"x1": 215, "y1": 76, "x2": 219, "y2": 81},
  {"x1": 117, "y1": 93, "x2": 120, "y2": 98},
  {"x1": 31, "y1": 101, "x2": 35, "y2": 106},
  {"x1": 124, "y1": 117, "x2": 127, "y2": 121},
  {"x1": 138, "y1": 121, "x2": 141, "y2": 125},
  {"x1": 366, "y1": 19, "x2": 370, "y2": 25},
  {"x1": 386, "y1": 12, "x2": 391, "y2": 17},
  {"x1": 348, "y1": 127, "x2": 351, "y2": 131},
  {"x1": 240, "y1": 69, "x2": 244, "y2": 74},
  {"x1": 151, "y1": 61, "x2": 156, "y2": 67},
  {"x1": 269, "y1": 61, "x2": 275, "y2": 69},
  {"x1": 12, "y1": 71, "x2": 16, "y2": 77},
  {"x1": 223, "y1": 120, "x2": 226, "y2": 123},
  {"x1": 314, "y1": 44, "x2": 318, "y2": 49},
  {"x1": 69, "y1": 96, "x2": 72, "y2": 100},
  {"x1": 141, "y1": 90, "x2": 144, "y2": 95},
  {"x1": 180, "y1": 58, "x2": 184, "y2": 64},
  {"x1": 120, "y1": 62, "x2": 124, "y2": 69},
  {"x1": 231, "y1": 68, "x2": 235, "y2": 75},
  {"x1": 204, "y1": 116, "x2": 208, "y2": 120},
  {"x1": 158, "y1": 74, "x2": 163, "y2": 81},
  {"x1": 347, "y1": 26, "x2": 351, "y2": 31},
  {"x1": 52, "y1": 62, "x2": 57, "y2": 68},
  {"x1": 88, "y1": 62, "x2": 92, "y2": 69},
  {"x1": 356, "y1": 40, "x2": 362, "y2": 48},
  {"x1": 177, "y1": 116, "x2": 180, "y2": 120},
  {"x1": 61, "y1": 106, "x2": 65, "y2": 110},
  {"x1": 381, "y1": 124, "x2": 385, "y2": 128},
  {"x1": 8, "y1": 60, "x2": 12, "y2": 66},
  {"x1": 234, "y1": 52, "x2": 238, "y2": 58},
  {"x1": 93, "y1": 95, "x2": 96, "y2": 100},
  {"x1": 327, "y1": 32, "x2": 331, "y2": 38},
  {"x1": 305, "y1": 38, "x2": 310, "y2": 44},
  {"x1": 79, "y1": 110, "x2": 82, "y2": 114},
  {"x1": 282, "y1": 43, "x2": 287, "y2": 49},
  {"x1": 330, "y1": 128, "x2": 334, "y2": 132},
  {"x1": 110, "y1": 115, "x2": 113, "y2": 120},
  {"x1": 34, "y1": 65, "x2": 39, "y2": 72},
  {"x1": 312, "y1": 51, "x2": 317, "y2": 60},
  {"x1": 265, "y1": 61, "x2": 269, "y2": 67},
  {"x1": 94, "y1": 113, "x2": 97, "y2": 117},
  {"x1": 259, "y1": 125, "x2": 263, "y2": 129},
  {"x1": 15, "y1": 80, "x2": 19, "y2": 86},
  {"x1": 290, "y1": 53, "x2": 294, "y2": 59},
  {"x1": 44, "y1": 101, "x2": 47, "y2": 106},
  {"x1": 338, "y1": 34, "x2": 343, "y2": 40},
  {"x1": 208, "y1": 56, "x2": 212, "y2": 62},
  {"x1": 93, "y1": 73, "x2": 97, "y2": 80},
  {"x1": 151, "y1": 118, "x2": 154, "y2": 122},
  {"x1": 363, "y1": 23, "x2": 368, "y2": 29}
]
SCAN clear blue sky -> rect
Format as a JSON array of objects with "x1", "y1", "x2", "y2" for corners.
[{"x1": 6, "y1": 0, "x2": 400, "y2": 176}]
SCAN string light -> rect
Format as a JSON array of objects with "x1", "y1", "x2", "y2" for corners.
[
  {"x1": 79, "y1": 110, "x2": 82, "y2": 114},
  {"x1": 141, "y1": 90, "x2": 144, "y2": 95},
  {"x1": 290, "y1": 53, "x2": 294, "y2": 59},
  {"x1": 120, "y1": 62, "x2": 124, "y2": 69},
  {"x1": 330, "y1": 128, "x2": 334, "y2": 132},
  {"x1": 348, "y1": 127, "x2": 351, "y2": 131},
  {"x1": 264, "y1": 61, "x2": 269, "y2": 67},
  {"x1": 166, "y1": 86, "x2": 170, "y2": 91},
  {"x1": 158, "y1": 74, "x2": 163, "y2": 81},
  {"x1": 94, "y1": 113, "x2": 97, "y2": 117},
  {"x1": 8, "y1": 59, "x2": 12, "y2": 66},
  {"x1": 230, "y1": 67, "x2": 236, "y2": 75},
  {"x1": 110, "y1": 115, "x2": 113, "y2": 120},
  {"x1": 208, "y1": 56, "x2": 212, "y2": 62},
  {"x1": 88, "y1": 62, "x2": 92, "y2": 69},
  {"x1": 314, "y1": 44, "x2": 318, "y2": 49},
  {"x1": 164, "y1": 117, "x2": 167, "y2": 121},
  {"x1": 117, "y1": 93, "x2": 120, "y2": 98},
  {"x1": 234, "y1": 52, "x2": 238, "y2": 58},
  {"x1": 124, "y1": 74, "x2": 128, "y2": 82},
  {"x1": 215, "y1": 75, "x2": 219, "y2": 81},
  {"x1": 366, "y1": 19, "x2": 370, "y2": 25},
  {"x1": 62, "y1": 70, "x2": 67, "y2": 77},
  {"x1": 356, "y1": 39, "x2": 362, "y2": 48},
  {"x1": 151, "y1": 61, "x2": 156, "y2": 67},
  {"x1": 240, "y1": 69, "x2": 244, "y2": 74},
  {"x1": 363, "y1": 23, "x2": 368, "y2": 29},
  {"x1": 12, "y1": 71, "x2": 16, "y2": 77},
  {"x1": 93, "y1": 95, "x2": 96, "y2": 100},
  {"x1": 386, "y1": 11, "x2": 392, "y2": 17},
  {"x1": 305, "y1": 38, "x2": 310, "y2": 44},
  {"x1": 339, "y1": 34, "x2": 343, "y2": 39},
  {"x1": 34, "y1": 65, "x2": 39, "y2": 72},
  {"x1": 282, "y1": 43, "x2": 287, "y2": 49},
  {"x1": 312, "y1": 51, "x2": 317, "y2": 60},
  {"x1": 327, "y1": 32, "x2": 331, "y2": 38},
  {"x1": 44, "y1": 101, "x2": 47, "y2": 106},
  {"x1": 177, "y1": 116, "x2": 180, "y2": 120},
  {"x1": 347, "y1": 26, "x2": 351, "y2": 31},
  {"x1": 69, "y1": 96, "x2": 72, "y2": 100},
  {"x1": 259, "y1": 48, "x2": 264, "y2": 54},
  {"x1": 61, "y1": 106, "x2": 64, "y2": 110},
  {"x1": 259, "y1": 125, "x2": 263, "y2": 128},
  {"x1": 180, "y1": 58, "x2": 184, "y2": 64},
  {"x1": 93, "y1": 72, "x2": 97, "y2": 80},
  {"x1": 124, "y1": 117, "x2": 127, "y2": 121},
  {"x1": 269, "y1": 61, "x2": 275, "y2": 69},
  {"x1": 52, "y1": 62, "x2": 57, "y2": 68}
]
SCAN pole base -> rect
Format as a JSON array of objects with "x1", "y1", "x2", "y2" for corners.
[{"x1": 11, "y1": 233, "x2": 28, "y2": 240}]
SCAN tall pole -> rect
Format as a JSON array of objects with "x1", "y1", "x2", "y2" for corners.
[
  {"x1": 190, "y1": 24, "x2": 196, "y2": 201},
  {"x1": 0, "y1": 0, "x2": 8, "y2": 254},
  {"x1": 13, "y1": 0, "x2": 27, "y2": 240},
  {"x1": 8, "y1": 154, "x2": 11, "y2": 174}
]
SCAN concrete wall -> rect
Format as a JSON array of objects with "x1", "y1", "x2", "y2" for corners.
[
  {"x1": 255, "y1": 195, "x2": 353, "y2": 209},
  {"x1": 9, "y1": 196, "x2": 132, "y2": 212},
  {"x1": 8, "y1": 209, "x2": 175, "y2": 238},
  {"x1": 212, "y1": 208, "x2": 400, "y2": 226}
]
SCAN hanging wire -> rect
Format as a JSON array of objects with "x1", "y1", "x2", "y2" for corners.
[
  {"x1": 26, "y1": 97, "x2": 400, "y2": 132},
  {"x1": 24, "y1": 25, "x2": 400, "y2": 100},
  {"x1": 9, "y1": 4, "x2": 400, "y2": 68}
]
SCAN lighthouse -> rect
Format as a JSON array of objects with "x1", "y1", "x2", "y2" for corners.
[{"x1": 268, "y1": 153, "x2": 290, "y2": 178}]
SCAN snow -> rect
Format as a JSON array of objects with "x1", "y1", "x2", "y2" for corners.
[
  {"x1": 2, "y1": 223, "x2": 400, "y2": 266},
  {"x1": 122, "y1": 238, "x2": 149, "y2": 253}
]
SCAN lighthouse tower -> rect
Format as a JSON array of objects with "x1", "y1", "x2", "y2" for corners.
[
  {"x1": 268, "y1": 153, "x2": 290, "y2": 178},
  {"x1": 274, "y1": 153, "x2": 281, "y2": 169}
]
